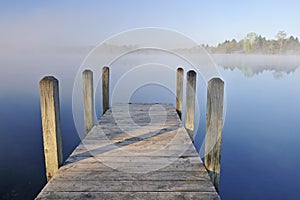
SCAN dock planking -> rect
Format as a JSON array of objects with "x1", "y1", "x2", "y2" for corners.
[{"x1": 36, "y1": 103, "x2": 220, "y2": 200}]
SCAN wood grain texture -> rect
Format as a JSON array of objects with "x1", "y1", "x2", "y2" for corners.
[
  {"x1": 36, "y1": 192, "x2": 220, "y2": 200},
  {"x1": 204, "y1": 78, "x2": 224, "y2": 192},
  {"x1": 102, "y1": 67, "x2": 109, "y2": 114},
  {"x1": 185, "y1": 70, "x2": 197, "y2": 140},
  {"x1": 176, "y1": 68, "x2": 184, "y2": 119},
  {"x1": 39, "y1": 76, "x2": 63, "y2": 181},
  {"x1": 82, "y1": 70, "x2": 94, "y2": 135},
  {"x1": 36, "y1": 103, "x2": 220, "y2": 199}
]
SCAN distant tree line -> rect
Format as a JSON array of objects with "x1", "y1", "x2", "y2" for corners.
[{"x1": 204, "y1": 31, "x2": 300, "y2": 54}]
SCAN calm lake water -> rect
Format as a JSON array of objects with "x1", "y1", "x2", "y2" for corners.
[{"x1": 1, "y1": 53, "x2": 300, "y2": 199}]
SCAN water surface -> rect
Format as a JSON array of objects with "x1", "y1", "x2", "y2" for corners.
[{"x1": 1, "y1": 53, "x2": 300, "y2": 199}]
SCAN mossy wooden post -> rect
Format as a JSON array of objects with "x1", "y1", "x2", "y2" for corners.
[
  {"x1": 39, "y1": 76, "x2": 63, "y2": 181},
  {"x1": 102, "y1": 66, "x2": 109, "y2": 114},
  {"x1": 176, "y1": 68, "x2": 184, "y2": 119},
  {"x1": 82, "y1": 70, "x2": 94, "y2": 135},
  {"x1": 204, "y1": 78, "x2": 224, "y2": 192},
  {"x1": 185, "y1": 70, "x2": 196, "y2": 140}
]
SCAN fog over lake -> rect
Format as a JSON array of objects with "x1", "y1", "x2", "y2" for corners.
[{"x1": 1, "y1": 48, "x2": 300, "y2": 199}]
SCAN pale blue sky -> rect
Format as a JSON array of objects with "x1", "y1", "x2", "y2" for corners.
[{"x1": 1, "y1": 0, "x2": 300, "y2": 46}]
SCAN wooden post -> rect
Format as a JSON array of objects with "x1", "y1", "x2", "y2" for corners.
[
  {"x1": 39, "y1": 76, "x2": 63, "y2": 181},
  {"x1": 185, "y1": 70, "x2": 197, "y2": 140},
  {"x1": 204, "y1": 78, "x2": 224, "y2": 192},
  {"x1": 82, "y1": 70, "x2": 94, "y2": 135},
  {"x1": 176, "y1": 68, "x2": 184, "y2": 119},
  {"x1": 102, "y1": 66, "x2": 109, "y2": 114}
]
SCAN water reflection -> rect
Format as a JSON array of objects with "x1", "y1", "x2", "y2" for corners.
[
  {"x1": 1, "y1": 48, "x2": 300, "y2": 199},
  {"x1": 211, "y1": 54, "x2": 300, "y2": 78}
]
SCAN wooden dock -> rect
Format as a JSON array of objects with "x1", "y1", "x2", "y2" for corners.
[{"x1": 36, "y1": 103, "x2": 220, "y2": 200}]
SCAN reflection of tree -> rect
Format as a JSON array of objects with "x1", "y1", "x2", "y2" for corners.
[
  {"x1": 212, "y1": 54, "x2": 300, "y2": 79},
  {"x1": 241, "y1": 64, "x2": 254, "y2": 77},
  {"x1": 273, "y1": 71, "x2": 283, "y2": 79}
]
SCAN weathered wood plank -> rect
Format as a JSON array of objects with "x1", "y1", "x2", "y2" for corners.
[
  {"x1": 58, "y1": 163, "x2": 205, "y2": 173},
  {"x1": 36, "y1": 103, "x2": 220, "y2": 199},
  {"x1": 82, "y1": 124, "x2": 187, "y2": 142},
  {"x1": 64, "y1": 156, "x2": 203, "y2": 164},
  {"x1": 53, "y1": 171, "x2": 210, "y2": 181},
  {"x1": 59, "y1": 163, "x2": 206, "y2": 173},
  {"x1": 36, "y1": 192, "x2": 220, "y2": 200},
  {"x1": 42, "y1": 180, "x2": 216, "y2": 192},
  {"x1": 63, "y1": 156, "x2": 205, "y2": 170},
  {"x1": 66, "y1": 145, "x2": 199, "y2": 159}
]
